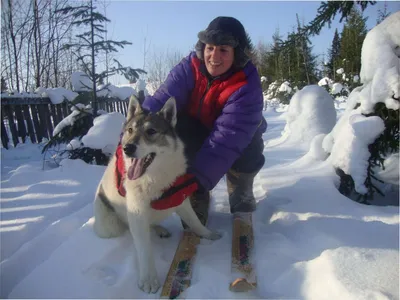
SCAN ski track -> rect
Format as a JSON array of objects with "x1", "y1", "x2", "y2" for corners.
[
  {"x1": 5, "y1": 176, "x2": 271, "y2": 299},
  {"x1": 4, "y1": 110, "x2": 349, "y2": 299},
  {"x1": 5, "y1": 111, "x2": 283, "y2": 299},
  {"x1": 0, "y1": 202, "x2": 93, "y2": 298}
]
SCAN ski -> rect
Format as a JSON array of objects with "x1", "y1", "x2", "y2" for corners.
[
  {"x1": 160, "y1": 230, "x2": 200, "y2": 299},
  {"x1": 229, "y1": 212, "x2": 257, "y2": 292}
]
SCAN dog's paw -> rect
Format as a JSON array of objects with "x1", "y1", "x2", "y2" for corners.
[
  {"x1": 204, "y1": 230, "x2": 222, "y2": 240},
  {"x1": 138, "y1": 275, "x2": 160, "y2": 294}
]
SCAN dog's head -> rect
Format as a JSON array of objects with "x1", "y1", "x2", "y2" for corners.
[{"x1": 121, "y1": 95, "x2": 180, "y2": 180}]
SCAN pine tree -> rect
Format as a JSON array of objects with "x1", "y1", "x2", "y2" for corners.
[
  {"x1": 55, "y1": 0, "x2": 146, "y2": 116},
  {"x1": 328, "y1": 29, "x2": 341, "y2": 80},
  {"x1": 44, "y1": 0, "x2": 146, "y2": 166},
  {"x1": 277, "y1": 17, "x2": 318, "y2": 90},
  {"x1": 270, "y1": 29, "x2": 284, "y2": 81},
  {"x1": 258, "y1": 29, "x2": 284, "y2": 83},
  {"x1": 339, "y1": 8, "x2": 368, "y2": 77},
  {"x1": 376, "y1": 3, "x2": 390, "y2": 24},
  {"x1": 295, "y1": 14, "x2": 318, "y2": 87},
  {"x1": 303, "y1": 1, "x2": 376, "y2": 36}
]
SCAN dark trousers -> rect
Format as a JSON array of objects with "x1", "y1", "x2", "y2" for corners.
[{"x1": 231, "y1": 131, "x2": 265, "y2": 174}]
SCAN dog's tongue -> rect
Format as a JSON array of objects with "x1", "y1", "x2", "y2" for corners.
[{"x1": 127, "y1": 158, "x2": 145, "y2": 180}]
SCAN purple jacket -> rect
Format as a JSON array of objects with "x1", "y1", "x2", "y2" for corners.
[{"x1": 143, "y1": 52, "x2": 266, "y2": 190}]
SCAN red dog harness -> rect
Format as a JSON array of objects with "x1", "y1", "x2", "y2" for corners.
[
  {"x1": 114, "y1": 144, "x2": 197, "y2": 210},
  {"x1": 115, "y1": 144, "x2": 127, "y2": 197}
]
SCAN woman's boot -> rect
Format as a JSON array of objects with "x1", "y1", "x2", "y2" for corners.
[
  {"x1": 226, "y1": 169, "x2": 257, "y2": 214},
  {"x1": 181, "y1": 190, "x2": 210, "y2": 228}
]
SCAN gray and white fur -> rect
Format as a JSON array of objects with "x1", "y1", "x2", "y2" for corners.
[{"x1": 93, "y1": 95, "x2": 221, "y2": 294}]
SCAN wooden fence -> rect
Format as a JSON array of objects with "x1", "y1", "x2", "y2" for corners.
[{"x1": 0, "y1": 95, "x2": 140, "y2": 149}]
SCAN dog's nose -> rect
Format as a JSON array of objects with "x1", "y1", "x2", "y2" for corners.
[{"x1": 123, "y1": 144, "x2": 137, "y2": 156}]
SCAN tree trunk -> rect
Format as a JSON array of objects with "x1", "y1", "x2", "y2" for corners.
[
  {"x1": 90, "y1": 0, "x2": 98, "y2": 116},
  {"x1": 7, "y1": 0, "x2": 21, "y2": 92}
]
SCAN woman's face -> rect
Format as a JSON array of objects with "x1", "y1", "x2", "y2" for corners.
[{"x1": 204, "y1": 44, "x2": 234, "y2": 77}]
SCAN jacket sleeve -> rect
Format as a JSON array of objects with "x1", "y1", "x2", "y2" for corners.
[
  {"x1": 142, "y1": 53, "x2": 195, "y2": 113},
  {"x1": 188, "y1": 82, "x2": 264, "y2": 191}
]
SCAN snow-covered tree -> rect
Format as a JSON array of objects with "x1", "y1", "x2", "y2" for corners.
[
  {"x1": 55, "y1": 0, "x2": 145, "y2": 116},
  {"x1": 322, "y1": 12, "x2": 399, "y2": 203}
]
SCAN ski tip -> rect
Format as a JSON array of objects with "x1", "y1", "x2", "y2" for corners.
[{"x1": 229, "y1": 278, "x2": 257, "y2": 293}]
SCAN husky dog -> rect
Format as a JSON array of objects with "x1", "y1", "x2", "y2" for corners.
[{"x1": 93, "y1": 95, "x2": 221, "y2": 293}]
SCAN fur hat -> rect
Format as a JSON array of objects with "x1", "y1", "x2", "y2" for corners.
[{"x1": 195, "y1": 16, "x2": 254, "y2": 69}]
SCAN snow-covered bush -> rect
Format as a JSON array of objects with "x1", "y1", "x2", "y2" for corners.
[
  {"x1": 42, "y1": 72, "x2": 146, "y2": 166},
  {"x1": 323, "y1": 12, "x2": 400, "y2": 203},
  {"x1": 276, "y1": 81, "x2": 294, "y2": 104},
  {"x1": 264, "y1": 80, "x2": 295, "y2": 106},
  {"x1": 318, "y1": 77, "x2": 333, "y2": 93}
]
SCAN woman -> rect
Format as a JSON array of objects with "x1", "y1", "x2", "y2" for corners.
[{"x1": 143, "y1": 16, "x2": 267, "y2": 224}]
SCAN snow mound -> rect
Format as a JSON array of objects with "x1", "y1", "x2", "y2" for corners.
[
  {"x1": 301, "y1": 247, "x2": 399, "y2": 300},
  {"x1": 81, "y1": 112, "x2": 126, "y2": 155},
  {"x1": 283, "y1": 85, "x2": 336, "y2": 147}
]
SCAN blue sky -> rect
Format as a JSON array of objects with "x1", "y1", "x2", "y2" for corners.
[{"x1": 103, "y1": 1, "x2": 400, "y2": 84}]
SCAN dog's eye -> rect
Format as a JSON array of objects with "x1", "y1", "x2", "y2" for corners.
[
  {"x1": 146, "y1": 128, "x2": 157, "y2": 136},
  {"x1": 127, "y1": 128, "x2": 133, "y2": 134}
]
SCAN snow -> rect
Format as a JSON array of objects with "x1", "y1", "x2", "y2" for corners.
[
  {"x1": 136, "y1": 78, "x2": 147, "y2": 92},
  {"x1": 1, "y1": 88, "x2": 79, "y2": 105},
  {"x1": 98, "y1": 84, "x2": 138, "y2": 100},
  {"x1": 1, "y1": 13, "x2": 399, "y2": 300},
  {"x1": 318, "y1": 77, "x2": 333, "y2": 87},
  {"x1": 331, "y1": 82, "x2": 344, "y2": 95},
  {"x1": 278, "y1": 81, "x2": 292, "y2": 93},
  {"x1": 360, "y1": 11, "x2": 400, "y2": 84},
  {"x1": 336, "y1": 68, "x2": 344, "y2": 75},
  {"x1": 329, "y1": 113, "x2": 385, "y2": 194},
  {"x1": 52, "y1": 104, "x2": 94, "y2": 136},
  {"x1": 81, "y1": 112, "x2": 126, "y2": 156},
  {"x1": 36, "y1": 87, "x2": 79, "y2": 104},
  {"x1": 281, "y1": 85, "x2": 336, "y2": 148},
  {"x1": 1, "y1": 102, "x2": 398, "y2": 299}
]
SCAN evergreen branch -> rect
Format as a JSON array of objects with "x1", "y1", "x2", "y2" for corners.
[
  {"x1": 303, "y1": 1, "x2": 376, "y2": 36},
  {"x1": 75, "y1": 35, "x2": 91, "y2": 45},
  {"x1": 91, "y1": 12, "x2": 110, "y2": 23}
]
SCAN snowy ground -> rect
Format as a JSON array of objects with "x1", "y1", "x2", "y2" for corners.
[{"x1": 1, "y1": 108, "x2": 399, "y2": 299}]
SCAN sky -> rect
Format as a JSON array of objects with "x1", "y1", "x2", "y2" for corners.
[
  {"x1": 1, "y1": 8, "x2": 399, "y2": 300},
  {"x1": 102, "y1": 1, "x2": 400, "y2": 85}
]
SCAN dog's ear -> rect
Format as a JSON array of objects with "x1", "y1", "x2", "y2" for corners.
[
  {"x1": 127, "y1": 95, "x2": 142, "y2": 120},
  {"x1": 159, "y1": 97, "x2": 177, "y2": 127}
]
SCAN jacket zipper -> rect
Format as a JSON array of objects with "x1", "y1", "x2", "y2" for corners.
[{"x1": 197, "y1": 79, "x2": 215, "y2": 119}]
